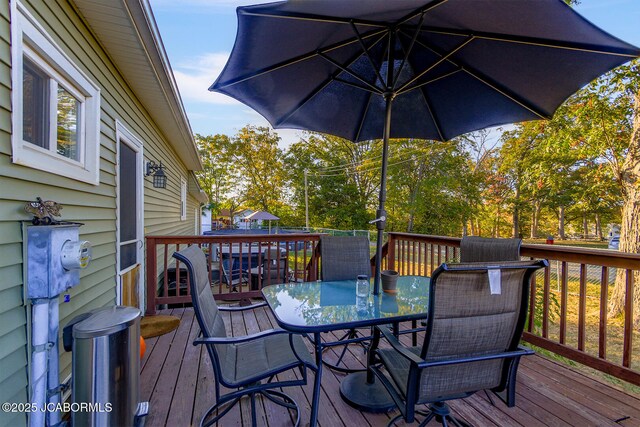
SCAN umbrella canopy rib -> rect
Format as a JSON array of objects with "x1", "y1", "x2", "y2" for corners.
[
  {"x1": 409, "y1": 35, "x2": 550, "y2": 119},
  {"x1": 397, "y1": 36, "x2": 473, "y2": 94},
  {"x1": 392, "y1": 12, "x2": 426, "y2": 89},
  {"x1": 238, "y1": 9, "x2": 386, "y2": 29},
  {"x1": 211, "y1": 28, "x2": 388, "y2": 90},
  {"x1": 349, "y1": 21, "x2": 386, "y2": 88},
  {"x1": 399, "y1": 69, "x2": 464, "y2": 96},
  {"x1": 420, "y1": 88, "x2": 446, "y2": 141},
  {"x1": 459, "y1": 70, "x2": 551, "y2": 120},
  {"x1": 274, "y1": 33, "x2": 388, "y2": 128},
  {"x1": 415, "y1": 26, "x2": 640, "y2": 57},
  {"x1": 395, "y1": 0, "x2": 451, "y2": 29},
  {"x1": 332, "y1": 78, "x2": 379, "y2": 94},
  {"x1": 355, "y1": 92, "x2": 375, "y2": 143},
  {"x1": 317, "y1": 51, "x2": 383, "y2": 94}
]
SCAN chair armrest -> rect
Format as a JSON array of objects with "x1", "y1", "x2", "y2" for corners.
[
  {"x1": 194, "y1": 329, "x2": 316, "y2": 369},
  {"x1": 417, "y1": 345, "x2": 534, "y2": 369},
  {"x1": 376, "y1": 325, "x2": 424, "y2": 365},
  {"x1": 194, "y1": 328, "x2": 289, "y2": 345},
  {"x1": 218, "y1": 301, "x2": 268, "y2": 311}
]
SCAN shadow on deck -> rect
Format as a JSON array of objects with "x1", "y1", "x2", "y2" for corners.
[{"x1": 140, "y1": 307, "x2": 640, "y2": 427}]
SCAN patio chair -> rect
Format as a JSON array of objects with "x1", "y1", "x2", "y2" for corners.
[
  {"x1": 319, "y1": 235, "x2": 372, "y2": 372},
  {"x1": 219, "y1": 252, "x2": 248, "y2": 292},
  {"x1": 368, "y1": 259, "x2": 547, "y2": 426},
  {"x1": 459, "y1": 236, "x2": 521, "y2": 262},
  {"x1": 413, "y1": 236, "x2": 522, "y2": 333},
  {"x1": 173, "y1": 245, "x2": 316, "y2": 427},
  {"x1": 248, "y1": 248, "x2": 289, "y2": 290}
]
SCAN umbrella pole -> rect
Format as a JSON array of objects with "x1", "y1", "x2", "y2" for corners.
[{"x1": 373, "y1": 93, "x2": 394, "y2": 295}]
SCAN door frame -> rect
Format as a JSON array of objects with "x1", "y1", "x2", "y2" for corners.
[{"x1": 115, "y1": 120, "x2": 145, "y2": 309}]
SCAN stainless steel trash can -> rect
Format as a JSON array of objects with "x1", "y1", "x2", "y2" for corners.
[{"x1": 70, "y1": 306, "x2": 148, "y2": 426}]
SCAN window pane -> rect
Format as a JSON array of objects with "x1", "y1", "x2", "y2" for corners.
[
  {"x1": 119, "y1": 141, "x2": 138, "y2": 242},
  {"x1": 56, "y1": 86, "x2": 80, "y2": 160},
  {"x1": 120, "y1": 241, "x2": 137, "y2": 271},
  {"x1": 23, "y1": 58, "x2": 49, "y2": 148}
]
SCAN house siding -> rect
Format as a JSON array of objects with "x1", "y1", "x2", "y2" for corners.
[{"x1": 0, "y1": 1, "x2": 201, "y2": 425}]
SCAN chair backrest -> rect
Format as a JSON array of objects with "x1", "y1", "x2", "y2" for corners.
[
  {"x1": 320, "y1": 235, "x2": 371, "y2": 281},
  {"x1": 459, "y1": 236, "x2": 521, "y2": 262},
  {"x1": 172, "y1": 246, "x2": 228, "y2": 362},
  {"x1": 219, "y1": 252, "x2": 242, "y2": 285},
  {"x1": 261, "y1": 248, "x2": 288, "y2": 284},
  {"x1": 419, "y1": 260, "x2": 545, "y2": 402}
]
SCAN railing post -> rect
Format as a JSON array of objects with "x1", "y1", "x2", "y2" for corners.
[
  {"x1": 145, "y1": 236, "x2": 157, "y2": 316},
  {"x1": 308, "y1": 240, "x2": 320, "y2": 281},
  {"x1": 388, "y1": 233, "x2": 396, "y2": 271}
]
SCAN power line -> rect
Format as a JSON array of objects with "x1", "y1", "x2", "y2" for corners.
[
  {"x1": 313, "y1": 146, "x2": 430, "y2": 174},
  {"x1": 311, "y1": 151, "x2": 431, "y2": 177},
  {"x1": 314, "y1": 146, "x2": 427, "y2": 172}
]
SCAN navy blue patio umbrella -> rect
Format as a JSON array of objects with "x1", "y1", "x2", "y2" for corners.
[{"x1": 211, "y1": 0, "x2": 640, "y2": 295}]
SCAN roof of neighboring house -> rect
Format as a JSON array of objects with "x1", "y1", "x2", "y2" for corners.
[
  {"x1": 246, "y1": 211, "x2": 280, "y2": 221},
  {"x1": 235, "y1": 209, "x2": 254, "y2": 217},
  {"x1": 72, "y1": 0, "x2": 202, "y2": 171}
]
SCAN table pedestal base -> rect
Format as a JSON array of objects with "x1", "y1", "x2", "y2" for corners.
[{"x1": 339, "y1": 372, "x2": 395, "y2": 413}]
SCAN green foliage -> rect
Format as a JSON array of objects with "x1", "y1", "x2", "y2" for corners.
[
  {"x1": 194, "y1": 60, "x2": 639, "y2": 239},
  {"x1": 528, "y1": 284, "x2": 561, "y2": 335}
]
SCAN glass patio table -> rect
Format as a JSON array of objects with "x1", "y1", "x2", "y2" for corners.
[{"x1": 262, "y1": 275, "x2": 430, "y2": 426}]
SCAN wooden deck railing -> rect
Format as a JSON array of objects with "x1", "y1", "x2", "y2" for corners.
[
  {"x1": 386, "y1": 232, "x2": 640, "y2": 386},
  {"x1": 145, "y1": 231, "x2": 639, "y2": 386},
  {"x1": 145, "y1": 234, "x2": 321, "y2": 315}
]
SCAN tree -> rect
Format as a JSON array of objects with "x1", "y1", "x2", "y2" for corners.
[
  {"x1": 456, "y1": 129, "x2": 498, "y2": 235},
  {"x1": 498, "y1": 124, "x2": 546, "y2": 238},
  {"x1": 285, "y1": 133, "x2": 379, "y2": 230},
  {"x1": 605, "y1": 63, "x2": 640, "y2": 324},
  {"x1": 228, "y1": 125, "x2": 287, "y2": 214},
  {"x1": 554, "y1": 60, "x2": 640, "y2": 324},
  {"x1": 195, "y1": 133, "x2": 233, "y2": 213}
]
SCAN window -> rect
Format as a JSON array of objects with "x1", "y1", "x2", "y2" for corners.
[
  {"x1": 11, "y1": 2, "x2": 101, "y2": 184},
  {"x1": 180, "y1": 178, "x2": 187, "y2": 221}
]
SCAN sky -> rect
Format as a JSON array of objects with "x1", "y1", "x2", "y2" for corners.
[{"x1": 148, "y1": 0, "x2": 640, "y2": 147}]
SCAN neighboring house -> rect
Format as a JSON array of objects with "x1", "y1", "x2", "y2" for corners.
[
  {"x1": 234, "y1": 208, "x2": 255, "y2": 229},
  {"x1": 0, "y1": 0, "x2": 207, "y2": 425}
]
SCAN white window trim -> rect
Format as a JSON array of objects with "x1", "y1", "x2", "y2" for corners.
[
  {"x1": 11, "y1": 1, "x2": 101, "y2": 185},
  {"x1": 180, "y1": 177, "x2": 187, "y2": 221}
]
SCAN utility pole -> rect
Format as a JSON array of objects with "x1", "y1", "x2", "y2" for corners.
[{"x1": 304, "y1": 169, "x2": 309, "y2": 231}]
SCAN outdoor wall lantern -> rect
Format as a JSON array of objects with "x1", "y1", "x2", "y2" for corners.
[{"x1": 145, "y1": 160, "x2": 167, "y2": 189}]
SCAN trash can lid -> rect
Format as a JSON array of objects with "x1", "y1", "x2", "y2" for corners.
[{"x1": 73, "y1": 306, "x2": 141, "y2": 339}]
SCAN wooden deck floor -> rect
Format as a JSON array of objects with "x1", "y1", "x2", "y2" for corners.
[{"x1": 140, "y1": 307, "x2": 640, "y2": 427}]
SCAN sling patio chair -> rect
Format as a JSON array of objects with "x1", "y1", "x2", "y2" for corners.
[
  {"x1": 319, "y1": 235, "x2": 372, "y2": 372},
  {"x1": 414, "y1": 236, "x2": 523, "y2": 333},
  {"x1": 173, "y1": 245, "x2": 316, "y2": 427},
  {"x1": 368, "y1": 259, "x2": 547, "y2": 427},
  {"x1": 248, "y1": 247, "x2": 289, "y2": 290},
  {"x1": 459, "y1": 236, "x2": 522, "y2": 263}
]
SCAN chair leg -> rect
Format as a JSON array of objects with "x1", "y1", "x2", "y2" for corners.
[
  {"x1": 417, "y1": 402, "x2": 472, "y2": 427},
  {"x1": 250, "y1": 393, "x2": 257, "y2": 427},
  {"x1": 321, "y1": 329, "x2": 369, "y2": 373},
  {"x1": 200, "y1": 389, "x2": 301, "y2": 427},
  {"x1": 261, "y1": 390, "x2": 301, "y2": 426},
  {"x1": 200, "y1": 397, "x2": 242, "y2": 427}
]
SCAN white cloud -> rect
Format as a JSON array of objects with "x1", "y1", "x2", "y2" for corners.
[{"x1": 172, "y1": 52, "x2": 240, "y2": 105}]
